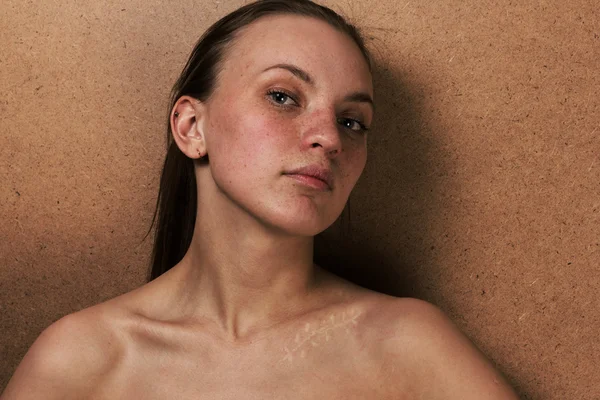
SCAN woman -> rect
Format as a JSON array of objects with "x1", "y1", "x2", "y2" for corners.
[{"x1": 2, "y1": 0, "x2": 518, "y2": 398}]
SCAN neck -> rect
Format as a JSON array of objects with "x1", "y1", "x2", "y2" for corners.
[{"x1": 168, "y1": 180, "x2": 326, "y2": 343}]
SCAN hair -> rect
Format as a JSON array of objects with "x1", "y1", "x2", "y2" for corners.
[{"x1": 144, "y1": 0, "x2": 372, "y2": 282}]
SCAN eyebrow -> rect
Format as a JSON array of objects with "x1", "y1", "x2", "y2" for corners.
[{"x1": 262, "y1": 63, "x2": 375, "y2": 112}]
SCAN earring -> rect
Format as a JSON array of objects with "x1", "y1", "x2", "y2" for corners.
[{"x1": 174, "y1": 111, "x2": 179, "y2": 118}]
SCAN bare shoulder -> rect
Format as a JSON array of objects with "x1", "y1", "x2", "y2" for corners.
[
  {"x1": 1, "y1": 302, "x2": 126, "y2": 400},
  {"x1": 369, "y1": 296, "x2": 519, "y2": 400}
]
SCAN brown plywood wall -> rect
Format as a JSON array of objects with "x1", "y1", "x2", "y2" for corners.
[{"x1": 1, "y1": 0, "x2": 598, "y2": 398}]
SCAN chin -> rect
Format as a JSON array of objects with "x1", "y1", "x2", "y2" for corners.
[{"x1": 248, "y1": 192, "x2": 344, "y2": 236}]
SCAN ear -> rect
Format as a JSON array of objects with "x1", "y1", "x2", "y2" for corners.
[{"x1": 170, "y1": 95, "x2": 208, "y2": 160}]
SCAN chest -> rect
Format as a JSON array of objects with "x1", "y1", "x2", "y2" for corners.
[
  {"x1": 102, "y1": 361, "x2": 407, "y2": 400},
  {"x1": 94, "y1": 332, "x2": 412, "y2": 399}
]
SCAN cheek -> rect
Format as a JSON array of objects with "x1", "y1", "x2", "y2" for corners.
[
  {"x1": 342, "y1": 140, "x2": 367, "y2": 177},
  {"x1": 208, "y1": 104, "x2": 290, "y2": 181}
]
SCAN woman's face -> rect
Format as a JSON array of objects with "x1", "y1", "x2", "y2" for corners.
[{"x1": 199, "y1": 14, "x2": 374, "y2": 236}]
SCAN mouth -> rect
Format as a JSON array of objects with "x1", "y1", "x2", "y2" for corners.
[
  {"x1": 284, "y1": 173, "x2": 330, "y2": 191},
  {"x1": 284, "y1": 163, "x2": 333, "y2": 190}
]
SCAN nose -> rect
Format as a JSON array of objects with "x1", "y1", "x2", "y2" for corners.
[{"x1": 300, "y1": 109, "x2": 343, "y2": 157}]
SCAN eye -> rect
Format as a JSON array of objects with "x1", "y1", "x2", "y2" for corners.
[
  {"x1": 337, "y1": 117, "x2": 369, "y2": 133},
  {"x1": 266, "y1": 89, "x2": 298, "y2": 107}
]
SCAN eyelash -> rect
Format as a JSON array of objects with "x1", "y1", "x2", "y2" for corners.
[{"x1": 265, "y1": 89, "x2": 370, "y2": 133}]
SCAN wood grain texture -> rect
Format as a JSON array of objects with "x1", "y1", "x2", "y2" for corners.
[{"x1": 1, "y1": 0, "x2": 598, "y2": 398}]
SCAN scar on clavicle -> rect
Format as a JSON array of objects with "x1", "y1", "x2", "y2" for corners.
[{"x1": 279, "y1": 308, "x2": 361, "y2": 363}]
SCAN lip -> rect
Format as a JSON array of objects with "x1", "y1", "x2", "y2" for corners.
[
  {"x1": 285, "y1": 174, "x2": 330, "y2": 190},
  {"x1": 284, "y1": 164, "x2": 333, "y2": 190}
]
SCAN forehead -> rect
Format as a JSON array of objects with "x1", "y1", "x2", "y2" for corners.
[{"x1": 220, "y1": 14, "x2": 372, "y2": 94}]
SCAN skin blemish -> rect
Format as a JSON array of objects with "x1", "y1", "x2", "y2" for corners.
[{"x1": 279, "y1": 308, "x2": 362, "y2": 364}]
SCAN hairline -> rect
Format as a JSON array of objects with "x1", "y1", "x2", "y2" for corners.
[{"x1": 209, "y1": 13, "x2": 373, "y2": 106}]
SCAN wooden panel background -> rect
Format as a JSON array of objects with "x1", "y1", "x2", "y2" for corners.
[{"x1": 1, "y1": 0, "x2": 598, "y2": 398}]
